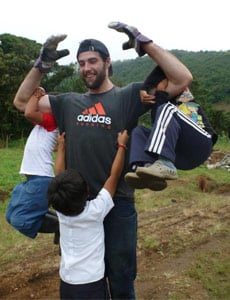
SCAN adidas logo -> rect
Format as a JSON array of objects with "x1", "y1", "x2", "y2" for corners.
[
  {"x1": 82, "y1": 102, "x2": 106, "y2": 115},
  {"x1": 76, "y1": 102, "x2": 112, "y2": 127}
]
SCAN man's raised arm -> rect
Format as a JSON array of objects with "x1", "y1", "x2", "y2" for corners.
[
  {"x1": 108, "y1": 22, "x2": 193, "y2": 97},
  {"x1": 13, "y1": 34, "x2": 69, "y2": 112},
  {"x1": 13, "y1": 68, "x2": 43, "y2": 112}
]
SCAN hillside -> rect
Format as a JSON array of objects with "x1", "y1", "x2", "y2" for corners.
[
  {"x1": 112, "y1": 50, "x2": 230, "y2": 104},
  {"x1": 0, "y1": 34, "x2": 229, "y2": 141}
]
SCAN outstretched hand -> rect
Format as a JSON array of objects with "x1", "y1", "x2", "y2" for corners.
[
  {"x1": 140, "y1": 90, "x2": 156, "y2": 105},
  {"x1": 140, "y1": 90, "x2": 169, "y2": 105},
  {"x1": 108, "y1": 21, "x2": 152, "y2": 57},
  {"x1": 34, "y1": 34, "x2": 70, "y2": 73},
  {"x1": 117, "y1": 129, "x2": 129, "y2": 147},
  {"x1": 57, "y1": 131, "x2": 66, "y2": 146}
]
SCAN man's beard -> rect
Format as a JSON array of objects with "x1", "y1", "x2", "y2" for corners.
[{"x1": 82, "y1": 66, "x2": 107, "y2": 90}]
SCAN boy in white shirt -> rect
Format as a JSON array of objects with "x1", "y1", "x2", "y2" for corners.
[{"x1": 47, "y1": 130, "x2": 129, "y2": 299}]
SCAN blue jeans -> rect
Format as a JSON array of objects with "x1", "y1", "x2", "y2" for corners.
[
  {"x1": 6, "y1": 175, "x2": 51, "y2": 238},
  {"x1": 104, "y1": 197, "x2": 137, "y2": 299}
]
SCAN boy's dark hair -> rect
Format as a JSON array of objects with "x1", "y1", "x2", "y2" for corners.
[
  {"x1": 47, "y1": 169, "x2": 88, "y2": 216},
  {"x1": 142, "y1": 65, "x2": 166, "y2": 93}
]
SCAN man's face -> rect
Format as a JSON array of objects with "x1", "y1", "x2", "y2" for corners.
[{"x1": 77, "y1": 51, "x2": 107, "y2": 90}]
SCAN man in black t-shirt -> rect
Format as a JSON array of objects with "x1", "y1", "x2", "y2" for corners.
[{"x1": 13, "y1": 22, "x2": 193, "y2": 299}]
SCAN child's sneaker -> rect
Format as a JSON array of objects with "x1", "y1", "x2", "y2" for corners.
[
  {"x1": 124, "y1": 171, "x2": 167, "y2": 191},
  {"x1": 136, "y1": 159, "x2": 178, "y2": 180}
]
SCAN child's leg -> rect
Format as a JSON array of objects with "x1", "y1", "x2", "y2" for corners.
[
  {"x1": 136, "y1": 102, "x2": 213, "y2": 180},
  {"x1": 6, "y1": 176, "x2": 51, "y2": 239},
  {"x1": 129, "y1": 125, "x2": 155, "y2": 168},
  {"x1": 38, "y1": 211, "x2": 59, "y2": 244},
  {"x1": 125, "y1": 125, "x2": 167, "y2": 191},
  {"x1": 136, "y1": 103, "x2": 179, "y2": 180},
  {"x1": 38, "y1": 210, "x2": 59, "y2": 233},
  {"x1": 145, "y1": 103, "x2": 180, "y2": 163},
  {"x1": 173, "y1": 110, "x2": 213, "y2": 170}
]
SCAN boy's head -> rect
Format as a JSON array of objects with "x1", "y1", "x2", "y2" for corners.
[
  {"x1": 142, "y1": 65, "x2": 167, "y2": 94},
  {"x1": 176, "y1": 88, "x2": 194, "y2": 103},
  {"x1": 47, "y1": 169, "x2": 88, "y2": 216}
]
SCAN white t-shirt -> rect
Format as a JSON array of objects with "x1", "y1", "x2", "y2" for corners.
[
  {"x1": 20, "y1": 125, "x2": 58, "y2": 177},
  {"x1": 57, "y1": 188, "x2": 114, "y2": 284}
]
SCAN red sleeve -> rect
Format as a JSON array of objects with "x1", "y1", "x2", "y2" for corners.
[{"x1": 40, "y1": 113, "x2": 57, "y2": 132}]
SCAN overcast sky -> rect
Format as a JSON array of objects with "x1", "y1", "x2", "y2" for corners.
[{"x1": 1, "y1": 0, "x2": 229, "y2": 65}]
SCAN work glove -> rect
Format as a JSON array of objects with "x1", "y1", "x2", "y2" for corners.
[
  {"x1": 34, "y1": 34, "x2": 70, "y2": 73},
  {"x1": 108, "y1": 21, "x2": 152, "y2": 57}
]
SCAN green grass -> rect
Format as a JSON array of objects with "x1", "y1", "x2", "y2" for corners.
[
  {"x1": 213, "y1": 133, "x2": 230, "y2": 152},
  {"x1": 187, "y1": 251, "x2": 230, "y2": 299},
  {"x1": 0, "y1": 147, "x2": 23, "y2": 191}
]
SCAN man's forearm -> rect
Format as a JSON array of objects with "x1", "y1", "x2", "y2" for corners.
[
  {"x1": 13, "y1": 68, "x2": 43, "y2": 112},
  {"x1": 143, "y1": 42, "x2": 193, "y2": 96},
  {"x1": 107, "y1": 21, "x2": 193, "y2": 94}
]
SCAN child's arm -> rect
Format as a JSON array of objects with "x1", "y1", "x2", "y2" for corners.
[
  {"x1": 103, "y1": 130, "x2": 129, "y2": 198},
  {"x1": 55, "y1": 132, "x2": 66, "y2": 175},
  {"x1": 24, "y1": 87, "x2": 46, "y2": 124},
  {"x1": 140, "y1": 66, "x2": 169, "y2": 105}
]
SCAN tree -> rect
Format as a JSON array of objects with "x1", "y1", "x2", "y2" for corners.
[
  {"x1": 0, "y1": 34, "x2": 41, "y2": 144},
  {"x1": 41, "y1": 64, "x2": 87, "y2": 93},
  {"x1": 0, "y1": 35, "x2": 229, "y2": 144}
]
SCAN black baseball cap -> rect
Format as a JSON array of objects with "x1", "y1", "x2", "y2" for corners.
[
  {"x1": 77, "y1": 39, "x2": 110, "y2": 60},
  {"x1": 77, "y1": 39, "x2": 112, "y2": 75}
]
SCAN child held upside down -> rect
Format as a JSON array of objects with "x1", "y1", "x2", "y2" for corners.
[
  {"x1": 6, "y1": 87, "x2": 59, "y2": 242},
  {"x1": 125, "y1": 66, "x2": 218, "y2": 191}
]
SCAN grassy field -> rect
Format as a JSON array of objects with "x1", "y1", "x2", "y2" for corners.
[{"x1": 0, "y1": 138, "x2": 229, "y2": 299}]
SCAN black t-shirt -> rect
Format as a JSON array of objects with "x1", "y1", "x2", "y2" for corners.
[{"x1": 50, "y1": 83, "x2": 148, "y2": 200}]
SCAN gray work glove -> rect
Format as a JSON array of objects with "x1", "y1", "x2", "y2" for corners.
[
  {"x1": 34, "y1": 34, "x2": 70, "y2": 73},
  {"x1": 108, "y1": 21, "x2": 152, "y2": 57}
]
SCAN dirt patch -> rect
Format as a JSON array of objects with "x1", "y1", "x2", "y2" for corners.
[
  {"x1": 206, "y1": 151, "x2": 226, "y2": 164},
  {"x1": 0, "y1": 190, "x2": 9, "y2": 202},
  {"x1": 0, "y1": 180, "x2": 229, "y2": 299},
  {"x1": 136, "y1": 234, "x2": 229, "y2": 300}
]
